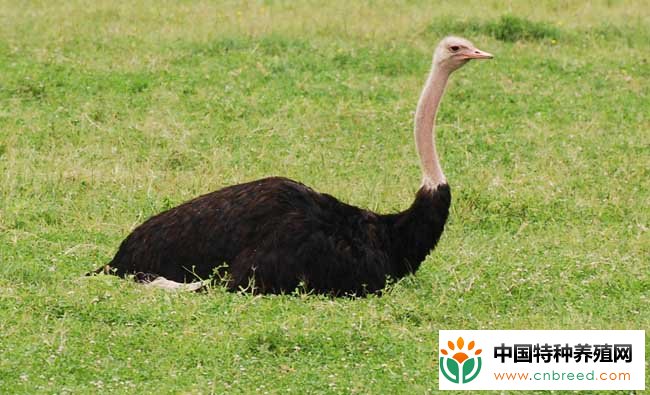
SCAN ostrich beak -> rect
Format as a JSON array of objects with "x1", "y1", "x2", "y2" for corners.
[{"x1": 464, "y1": 48, "x2": 493, "y2": 60}]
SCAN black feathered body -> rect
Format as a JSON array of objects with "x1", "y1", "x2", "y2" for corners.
[{"x1": 107, "y1": 177, "x2": 450, "y2": 295}]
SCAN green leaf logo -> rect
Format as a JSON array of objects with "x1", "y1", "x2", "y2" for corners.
[{"x1": 439, "y1": 337, "x2": 483, "y2": 384}]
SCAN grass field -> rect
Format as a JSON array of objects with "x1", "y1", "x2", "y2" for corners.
[{"x1": 0, "y1": 0, "x2": 648, "y2": 393}]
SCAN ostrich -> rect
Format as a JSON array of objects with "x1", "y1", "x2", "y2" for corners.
[{"x1": 93, "y1": 37, "x2": 492, "y2": 295}]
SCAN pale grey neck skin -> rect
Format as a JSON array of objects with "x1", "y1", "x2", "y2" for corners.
[
  {"x1": 414, "y1": 37, "x2": 492, "y2": 191},
  {"x1": 415, "y1": 63, "x2": 451, "y2": 190}
]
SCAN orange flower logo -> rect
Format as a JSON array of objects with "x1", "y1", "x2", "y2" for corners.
[
  {"x1": 441, "y1": 337, "x2": 483, "y2": 363},
  {"x1": 439, "y1": 337, "x2": 483, "y2": 384}
]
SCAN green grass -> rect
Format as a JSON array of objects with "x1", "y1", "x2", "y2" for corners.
[{"x1": 0, "y1": 0, "x2": 648, "y2": 393}]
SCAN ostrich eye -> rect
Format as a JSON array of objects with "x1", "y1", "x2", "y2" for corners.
[{"x1": 450, "y1": 46, "x2": 460, "y2": 52}]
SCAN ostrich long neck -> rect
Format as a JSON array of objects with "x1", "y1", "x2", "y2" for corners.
[{"x1": 415, "y1": 64, "x2": 450, "y2": 189}]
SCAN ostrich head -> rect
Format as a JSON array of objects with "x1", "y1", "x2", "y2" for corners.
[{"x1": 433, "y1": 36, "x2": 493, "y2": 72}]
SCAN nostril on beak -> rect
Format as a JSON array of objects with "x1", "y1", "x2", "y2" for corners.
[{"x1": 474, "y1": 51, "x2": 480, "y2": 54}]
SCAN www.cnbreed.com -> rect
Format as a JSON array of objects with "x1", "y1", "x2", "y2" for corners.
[{"x1": 494, "y1": 370, "x2": 631, "y2": 382}]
